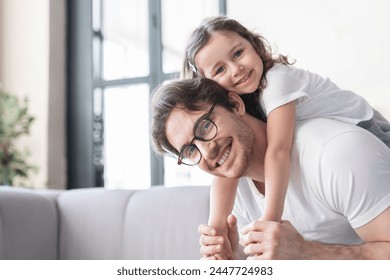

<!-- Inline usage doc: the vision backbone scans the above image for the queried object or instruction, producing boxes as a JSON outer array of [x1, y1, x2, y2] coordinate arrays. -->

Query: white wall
[[0, 0, 66, 189], [228, 0, 390, 119]]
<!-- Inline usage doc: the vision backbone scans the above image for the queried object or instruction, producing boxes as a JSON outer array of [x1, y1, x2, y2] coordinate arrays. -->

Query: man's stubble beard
[[223, 120, 255, 179]]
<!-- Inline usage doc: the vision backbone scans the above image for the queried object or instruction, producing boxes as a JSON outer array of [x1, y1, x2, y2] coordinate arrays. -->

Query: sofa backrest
[[0, 186, 209, 260], [120, 186, 209, 260]]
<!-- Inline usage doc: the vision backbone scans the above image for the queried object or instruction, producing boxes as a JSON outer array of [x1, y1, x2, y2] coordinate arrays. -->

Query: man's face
[[165, 103, 256, 178]]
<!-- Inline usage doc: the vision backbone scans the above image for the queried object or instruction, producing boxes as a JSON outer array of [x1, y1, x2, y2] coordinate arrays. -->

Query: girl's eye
[[215, 66, 225, 75], [233, 49, 243, 58]]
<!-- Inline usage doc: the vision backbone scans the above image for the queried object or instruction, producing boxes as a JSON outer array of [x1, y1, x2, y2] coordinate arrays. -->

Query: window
[[68, 0, 390, 190], [67, 0, 226, 189], [103, 84, 151, 189]]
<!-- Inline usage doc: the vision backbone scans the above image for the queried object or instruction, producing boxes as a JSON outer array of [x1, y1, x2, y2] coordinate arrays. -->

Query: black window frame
[[66, 0, 226, 189]]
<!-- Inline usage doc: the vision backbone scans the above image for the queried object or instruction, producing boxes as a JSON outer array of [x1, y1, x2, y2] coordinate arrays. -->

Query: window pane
[[160, 1, 219, 187], [104, 84, 151, 189], [102, 0, 149, 80], [161, 0, 220, 74]]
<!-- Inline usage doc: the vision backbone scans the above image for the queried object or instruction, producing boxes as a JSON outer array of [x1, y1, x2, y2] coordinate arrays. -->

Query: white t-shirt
[[261, 64, 373, 124], [233, 118, 390, 245]]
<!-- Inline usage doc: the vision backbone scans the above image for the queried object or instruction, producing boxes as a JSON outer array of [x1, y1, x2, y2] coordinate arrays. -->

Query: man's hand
[[241, 215, 390, 260], [241, 220, 305, 260], [198, 215, 240, 260]]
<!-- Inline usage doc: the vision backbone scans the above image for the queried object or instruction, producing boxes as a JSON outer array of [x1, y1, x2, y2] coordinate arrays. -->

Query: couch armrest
[[0, 187, 60, 260]]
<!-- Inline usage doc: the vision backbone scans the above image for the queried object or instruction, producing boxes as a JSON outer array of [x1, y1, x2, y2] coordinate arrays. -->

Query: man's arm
[[241, 206, 390, 259]]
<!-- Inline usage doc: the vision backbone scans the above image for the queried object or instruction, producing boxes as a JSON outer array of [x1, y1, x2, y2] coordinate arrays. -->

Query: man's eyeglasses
[[177, 104, 218, 166]]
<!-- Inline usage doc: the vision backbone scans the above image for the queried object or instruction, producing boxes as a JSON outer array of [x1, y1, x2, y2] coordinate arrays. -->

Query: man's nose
[[196, 140, 218, 161]]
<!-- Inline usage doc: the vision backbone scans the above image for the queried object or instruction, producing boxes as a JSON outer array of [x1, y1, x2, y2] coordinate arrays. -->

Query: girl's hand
[[198, 215, 239, 260]]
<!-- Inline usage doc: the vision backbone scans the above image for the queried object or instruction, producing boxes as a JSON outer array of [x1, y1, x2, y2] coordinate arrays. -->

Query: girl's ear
[[227, 92, 246, 117]]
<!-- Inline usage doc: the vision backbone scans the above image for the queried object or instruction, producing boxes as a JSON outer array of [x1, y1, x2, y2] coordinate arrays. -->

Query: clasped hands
[[198, 215, 306, 260]]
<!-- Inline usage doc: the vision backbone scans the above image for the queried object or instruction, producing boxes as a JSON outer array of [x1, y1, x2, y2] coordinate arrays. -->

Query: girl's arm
[[262, 101, 296, 222], [208, 176, 239, 259]]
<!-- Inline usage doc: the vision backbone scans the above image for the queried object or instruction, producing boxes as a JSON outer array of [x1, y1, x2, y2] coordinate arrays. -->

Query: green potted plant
[[0, 90, 37, 186]]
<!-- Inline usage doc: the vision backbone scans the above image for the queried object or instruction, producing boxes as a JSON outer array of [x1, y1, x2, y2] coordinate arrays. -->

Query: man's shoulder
[[295, 118, 371, 143], [294, 118, 389, 162]]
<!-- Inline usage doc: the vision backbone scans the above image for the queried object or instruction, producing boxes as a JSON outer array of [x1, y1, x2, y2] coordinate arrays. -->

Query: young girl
[[181, 16, 390, 259]]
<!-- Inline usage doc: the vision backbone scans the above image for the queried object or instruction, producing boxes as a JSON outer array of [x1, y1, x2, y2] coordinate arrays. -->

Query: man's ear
[[227, 92, 246, 117]]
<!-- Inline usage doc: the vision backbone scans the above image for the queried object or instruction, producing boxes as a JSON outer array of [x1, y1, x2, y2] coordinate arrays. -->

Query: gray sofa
[[0, 185, 210, 260]]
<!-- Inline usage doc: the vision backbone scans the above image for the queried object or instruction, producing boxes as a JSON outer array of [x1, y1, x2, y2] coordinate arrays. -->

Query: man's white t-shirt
[[261, 64, 373, 124], [233, 118, 390, 245]]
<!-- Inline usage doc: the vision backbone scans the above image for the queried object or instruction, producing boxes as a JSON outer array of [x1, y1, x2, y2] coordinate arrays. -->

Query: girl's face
[[194, 31, 263, 94]]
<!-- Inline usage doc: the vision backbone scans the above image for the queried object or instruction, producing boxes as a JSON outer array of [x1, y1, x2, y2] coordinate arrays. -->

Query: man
[[150, 77, 390, 259]]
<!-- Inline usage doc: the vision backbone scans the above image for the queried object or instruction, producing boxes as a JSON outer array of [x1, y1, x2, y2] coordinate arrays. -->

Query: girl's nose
[[231, 63, 244, 77]]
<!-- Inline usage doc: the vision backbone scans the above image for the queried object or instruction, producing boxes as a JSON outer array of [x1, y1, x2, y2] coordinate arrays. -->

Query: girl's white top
[[261, 64, 373, 123]]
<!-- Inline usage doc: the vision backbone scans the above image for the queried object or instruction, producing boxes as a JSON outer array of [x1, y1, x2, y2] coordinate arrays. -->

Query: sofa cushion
[[58, 186, 209, 259], [57, 188, 136, 259], [121, 186, 210, 259]]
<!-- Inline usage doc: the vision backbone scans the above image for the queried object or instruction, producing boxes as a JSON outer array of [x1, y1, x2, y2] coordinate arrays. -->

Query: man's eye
[[185, 145, 197, 158], [233, 49, 243, 58], [203, 121, 212, 132], [197, 120, 213, 137]]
